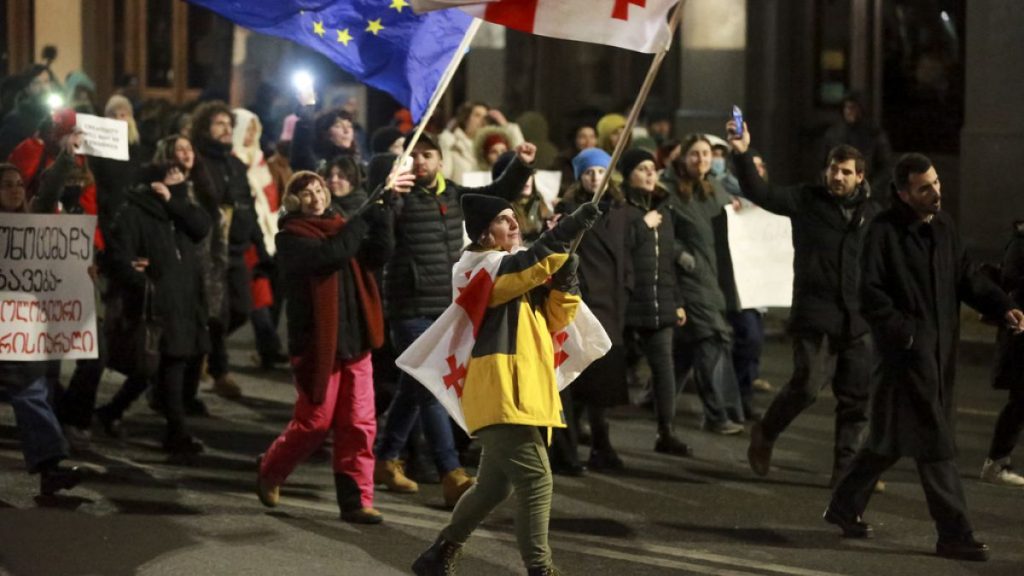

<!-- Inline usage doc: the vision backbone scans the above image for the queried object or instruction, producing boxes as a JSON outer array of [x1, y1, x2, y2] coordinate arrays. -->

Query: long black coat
[[733, 151, 883, 337], [105, 183, 211, 358], [993, 223, 1024, 391], [860, 201, 1013, 460], [558, 191, 632, 406]]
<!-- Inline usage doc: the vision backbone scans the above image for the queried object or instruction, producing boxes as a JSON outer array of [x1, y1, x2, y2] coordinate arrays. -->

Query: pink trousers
[[260, 353, 376, 508]]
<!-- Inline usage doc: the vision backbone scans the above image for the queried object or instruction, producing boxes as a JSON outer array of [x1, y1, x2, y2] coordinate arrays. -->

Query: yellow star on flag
[[366, 18, 385, 35], [390, 0, 410, 12], [337, 28, 353, 46], [313, 20, 326, 38]]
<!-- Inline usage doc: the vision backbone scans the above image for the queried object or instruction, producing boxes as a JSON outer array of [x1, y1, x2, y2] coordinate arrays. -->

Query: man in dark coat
[[732, 124, 883, 484], [981, 220, 1024, 486], [191, 101, 262, 399], [824, 153, 1024, 561]]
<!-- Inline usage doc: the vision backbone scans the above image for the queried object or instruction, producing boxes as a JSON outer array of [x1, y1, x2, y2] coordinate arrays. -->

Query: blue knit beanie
[[572, 148, 612, 181]]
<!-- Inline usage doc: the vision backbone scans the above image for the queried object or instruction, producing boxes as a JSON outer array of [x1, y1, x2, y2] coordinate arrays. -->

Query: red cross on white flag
[[411, 0, 680, 53]]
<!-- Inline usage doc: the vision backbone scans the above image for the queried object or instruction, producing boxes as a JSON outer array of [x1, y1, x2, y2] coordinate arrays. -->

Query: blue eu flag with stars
[[188, 1, 473, 121]]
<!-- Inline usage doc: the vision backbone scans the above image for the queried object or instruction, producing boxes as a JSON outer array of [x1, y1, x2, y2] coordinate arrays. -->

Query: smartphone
[[732, 105, 744, 139]]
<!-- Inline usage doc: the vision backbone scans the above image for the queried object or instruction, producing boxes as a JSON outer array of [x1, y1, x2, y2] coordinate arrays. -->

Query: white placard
[[726, 204, 793, 309], [75, 114, 129, 161], [461, 170, 562, 213], [0, 214, 99, 360]]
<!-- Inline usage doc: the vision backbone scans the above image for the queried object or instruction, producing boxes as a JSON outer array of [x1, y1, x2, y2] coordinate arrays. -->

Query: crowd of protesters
[[2, 61, 1024, 572]]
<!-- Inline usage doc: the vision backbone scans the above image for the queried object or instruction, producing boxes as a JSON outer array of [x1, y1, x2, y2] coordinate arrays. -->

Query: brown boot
[[442, 467, 475, 508], [374, 459, 419, 493], [256, 455, 279, 508], [341, 507, 383, 525], [213, 374, 242, 399]]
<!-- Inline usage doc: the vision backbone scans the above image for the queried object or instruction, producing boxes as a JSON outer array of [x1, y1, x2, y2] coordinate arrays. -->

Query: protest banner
[[75, 114, 130, 161], [726, 204, 794, 309], [0, 213, 99, 360]]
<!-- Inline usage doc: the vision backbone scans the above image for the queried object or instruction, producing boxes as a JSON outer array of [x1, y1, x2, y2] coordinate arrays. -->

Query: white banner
[[726, 204, 793, 309], [75, 114, 130, 161], [460, 169, 562, 213], [0, 214, 99, 360]]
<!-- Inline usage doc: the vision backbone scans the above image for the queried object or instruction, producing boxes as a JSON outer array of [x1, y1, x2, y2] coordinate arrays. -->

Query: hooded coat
[[860, 201, 1014, 459]]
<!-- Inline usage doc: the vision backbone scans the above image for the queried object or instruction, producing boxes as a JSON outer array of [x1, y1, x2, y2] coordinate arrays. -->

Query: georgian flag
[[396, 249, 612, 433], [411, 0, 680, 53]]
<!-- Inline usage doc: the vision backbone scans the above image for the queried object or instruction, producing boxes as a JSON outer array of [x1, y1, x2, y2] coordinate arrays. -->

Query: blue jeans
[[9, 373, 68, 472], [376, 317, 461, 474]]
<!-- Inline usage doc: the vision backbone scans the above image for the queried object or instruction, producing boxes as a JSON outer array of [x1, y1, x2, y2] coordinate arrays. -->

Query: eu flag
[[188, 1, 473, 121]]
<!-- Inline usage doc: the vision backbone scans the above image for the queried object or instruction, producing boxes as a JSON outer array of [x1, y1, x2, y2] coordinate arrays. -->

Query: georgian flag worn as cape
[[396, 249, 612, 433], [411, 0, 680, 53]]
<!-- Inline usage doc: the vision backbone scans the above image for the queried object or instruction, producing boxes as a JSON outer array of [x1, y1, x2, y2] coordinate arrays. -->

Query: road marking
[[221, 490, 846, 576]]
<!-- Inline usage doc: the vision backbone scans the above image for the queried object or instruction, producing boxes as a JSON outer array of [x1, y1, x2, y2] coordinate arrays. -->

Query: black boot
[[655, 426, 693, 457], [412, 535, 463, 576], [335, 473, 382, 524], [38, 460, 83, 496], [587, 412, 623, 471]]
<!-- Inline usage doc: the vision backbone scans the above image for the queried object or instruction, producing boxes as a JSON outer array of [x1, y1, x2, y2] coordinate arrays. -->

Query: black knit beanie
[[462, 194, 512, 244], [618, 148, 656, 181]]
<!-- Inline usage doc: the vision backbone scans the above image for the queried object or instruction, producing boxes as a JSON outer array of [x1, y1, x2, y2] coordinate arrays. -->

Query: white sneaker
[[980, 458, 1024, 487]]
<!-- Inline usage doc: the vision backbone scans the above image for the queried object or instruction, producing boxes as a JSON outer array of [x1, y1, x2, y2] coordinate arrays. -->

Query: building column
[[675, 0, 747, 137], [960, 0, 1024, 255]]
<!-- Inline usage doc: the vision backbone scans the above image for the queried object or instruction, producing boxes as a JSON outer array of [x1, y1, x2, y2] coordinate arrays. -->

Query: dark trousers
[[691, 335, 745, 426], [548, 388, 580, 468], [989, 388, 1024, 461], [632, 325, 677, 430], [729, 310, 764, 399], [57, 359, 105, 428], [761, 331, 870, 474], [831, 449, 973, 542]]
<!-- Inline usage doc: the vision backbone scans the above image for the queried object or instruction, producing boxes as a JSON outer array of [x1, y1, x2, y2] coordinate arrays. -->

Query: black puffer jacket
[[384, 158, 533, 320], [733, 150, 883, 337], [623, 186, 684, 329], [105, 183, 211, 357]]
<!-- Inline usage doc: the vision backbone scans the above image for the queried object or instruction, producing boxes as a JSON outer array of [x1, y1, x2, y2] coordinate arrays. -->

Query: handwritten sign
[[75, 114, 129, 161], [0, 214, 99, 360], [726, 204, 794, 309]]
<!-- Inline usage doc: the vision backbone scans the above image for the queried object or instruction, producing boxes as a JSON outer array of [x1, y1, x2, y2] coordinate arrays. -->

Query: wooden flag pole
[[571, 0, 687, 252], [358, 18, 482, 212]]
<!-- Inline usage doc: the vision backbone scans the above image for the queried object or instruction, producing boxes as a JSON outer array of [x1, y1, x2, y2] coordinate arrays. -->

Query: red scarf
[[282, 213, 384, 403]]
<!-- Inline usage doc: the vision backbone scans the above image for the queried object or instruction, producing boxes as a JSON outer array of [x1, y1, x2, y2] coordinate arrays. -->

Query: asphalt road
[[2, 323, 1022, 576]]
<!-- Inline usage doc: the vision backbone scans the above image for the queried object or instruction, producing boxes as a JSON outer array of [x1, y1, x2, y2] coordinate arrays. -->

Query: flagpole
[[356, 17, 482, 214], [571, 0, 687, 252]]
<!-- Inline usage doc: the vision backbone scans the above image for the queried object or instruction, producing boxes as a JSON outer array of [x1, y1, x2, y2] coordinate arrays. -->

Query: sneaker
[[441, 467, 475, 508], [212, 374, 242, 399], [980, 457, 1024, 487], [747, 421, 773, 476], [752, 378, 774, 393], [702, 420, 745, 436], [412, 536, 463, 576], [341, 507, 383, 525], [374, 459, 419, 493], [255, 455, 279, 508]]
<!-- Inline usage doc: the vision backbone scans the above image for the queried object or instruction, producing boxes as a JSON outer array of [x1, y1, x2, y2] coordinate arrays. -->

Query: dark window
[[187, 5, 233, 94], [146, 0, 174, 88], [1, 0, 9, 77], [815, 0, 853, 107], [881, 0, 965, 153]]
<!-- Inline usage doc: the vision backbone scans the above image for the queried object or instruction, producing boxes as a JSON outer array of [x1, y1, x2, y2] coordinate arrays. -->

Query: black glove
[[551, 202, 602, 242], [551, 253, 580, 292]]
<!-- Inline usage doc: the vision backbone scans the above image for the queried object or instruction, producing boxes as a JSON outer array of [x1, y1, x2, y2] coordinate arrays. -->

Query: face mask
[[710, 157, 726, 176]]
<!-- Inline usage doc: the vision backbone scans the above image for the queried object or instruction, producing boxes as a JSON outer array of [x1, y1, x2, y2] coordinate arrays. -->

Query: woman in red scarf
[[256, 169, 405, 523]]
